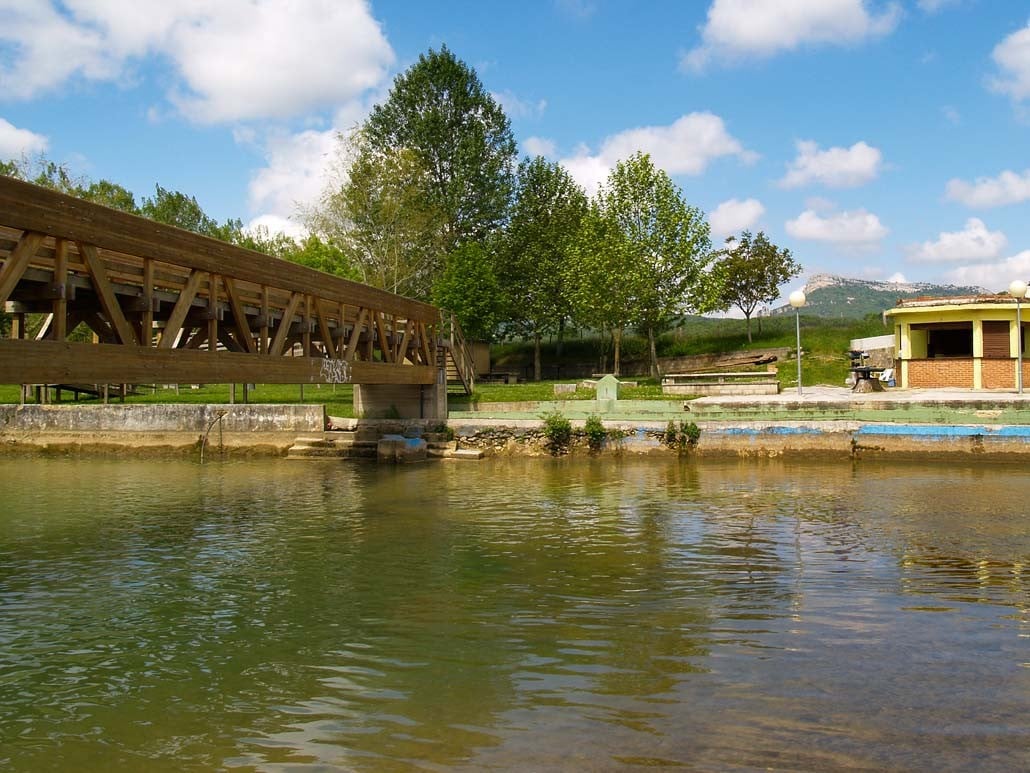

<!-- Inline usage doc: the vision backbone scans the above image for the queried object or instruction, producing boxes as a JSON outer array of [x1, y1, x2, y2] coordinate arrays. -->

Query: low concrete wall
[[0, 404, 326, 455]]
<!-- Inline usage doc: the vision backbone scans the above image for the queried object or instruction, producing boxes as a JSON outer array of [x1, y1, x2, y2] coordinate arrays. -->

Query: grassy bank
[[0, 314, 891, 410]]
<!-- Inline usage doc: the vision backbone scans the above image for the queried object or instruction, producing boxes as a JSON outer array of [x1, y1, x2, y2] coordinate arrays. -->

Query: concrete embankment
[[0, 404, 326, 455], [3, 391, 1030, 459]]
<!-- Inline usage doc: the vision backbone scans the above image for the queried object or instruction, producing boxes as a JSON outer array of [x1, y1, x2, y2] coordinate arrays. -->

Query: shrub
[[584, 413, 607, 452], [541, 410, 573, 455], [664, 420, 701, 452]]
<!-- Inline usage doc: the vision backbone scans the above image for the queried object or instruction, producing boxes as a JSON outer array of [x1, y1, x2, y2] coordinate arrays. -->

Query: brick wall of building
[[981, 359, 1015, 389], [908, 358, 974, 388]]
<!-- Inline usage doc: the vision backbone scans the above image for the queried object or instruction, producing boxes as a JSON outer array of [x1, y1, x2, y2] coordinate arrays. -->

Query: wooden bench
[[479, 371, 519, 385], [661, 371, 780, 396]]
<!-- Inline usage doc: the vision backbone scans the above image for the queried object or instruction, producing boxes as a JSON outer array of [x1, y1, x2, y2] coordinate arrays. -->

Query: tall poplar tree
[[363, 45, 516, 251], [499, 157, 587, 380]]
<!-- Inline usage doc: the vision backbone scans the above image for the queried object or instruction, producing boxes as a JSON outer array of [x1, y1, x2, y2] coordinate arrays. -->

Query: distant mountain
[[772, 274, 990, 319]]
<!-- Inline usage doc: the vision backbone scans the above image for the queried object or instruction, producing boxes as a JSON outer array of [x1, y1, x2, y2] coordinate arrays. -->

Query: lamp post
[[789, 289, 806, 396], [1009, 279, 1027, 395]]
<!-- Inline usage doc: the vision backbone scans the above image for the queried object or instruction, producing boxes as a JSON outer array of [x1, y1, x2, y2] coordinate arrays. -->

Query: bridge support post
[[354, 376, 447, 420]]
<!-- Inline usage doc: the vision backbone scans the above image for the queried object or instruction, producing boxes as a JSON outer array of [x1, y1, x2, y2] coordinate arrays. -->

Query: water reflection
[[0, 456, 1027, 771]]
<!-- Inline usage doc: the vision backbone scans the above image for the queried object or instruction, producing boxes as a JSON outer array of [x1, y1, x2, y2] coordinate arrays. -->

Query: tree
[[713, 231, 800, 343], [308, 135, 446, 298], [140, 184, 229, 238], [433, 241, 504, 342], [591, 152, 716, 376], [363, 45, 516, 250], [80, 180, 138, 213], [498, 157, 587, 380], [566, 202, 640, 376], [283, 235, 358, 280]]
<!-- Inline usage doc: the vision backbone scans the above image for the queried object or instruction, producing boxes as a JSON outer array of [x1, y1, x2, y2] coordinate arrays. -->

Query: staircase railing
[[439, 311, 475, 395]]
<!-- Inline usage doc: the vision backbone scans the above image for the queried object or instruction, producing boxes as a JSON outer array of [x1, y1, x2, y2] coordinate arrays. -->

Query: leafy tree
[[80, 179, 138, 213], [308, 136, 445, 298], [498, 156, 587, 380], [363, 45, 516, 250], [140, 184, 226, 237], [566, 202, 639, 376], [597, 152, 715, 377], [283, 235, 358, 279], [713, 230, 800, 342], [433, 241, 504, 342]]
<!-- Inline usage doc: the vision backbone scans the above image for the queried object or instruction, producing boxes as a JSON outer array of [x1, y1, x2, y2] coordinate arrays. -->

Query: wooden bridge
[[0, 177, 474, 406]]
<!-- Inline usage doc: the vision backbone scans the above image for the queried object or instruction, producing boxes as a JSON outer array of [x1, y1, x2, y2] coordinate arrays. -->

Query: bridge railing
[[0, 176, 442, 387], [439, 310, 475, 395]]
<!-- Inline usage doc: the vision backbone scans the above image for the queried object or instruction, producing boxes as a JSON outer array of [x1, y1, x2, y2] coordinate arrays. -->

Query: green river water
[[0, 456, 1027, 771]]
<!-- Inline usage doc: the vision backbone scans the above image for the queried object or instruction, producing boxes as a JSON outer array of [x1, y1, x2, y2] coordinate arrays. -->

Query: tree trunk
[[612, 327, 622, 377], [533, 332, 542, 382], [647, 326, 658, 377], [745, 313, 753, 344]]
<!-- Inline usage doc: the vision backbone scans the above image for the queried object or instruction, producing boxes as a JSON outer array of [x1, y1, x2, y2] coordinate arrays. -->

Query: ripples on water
[[0, 456, 1027, 771]]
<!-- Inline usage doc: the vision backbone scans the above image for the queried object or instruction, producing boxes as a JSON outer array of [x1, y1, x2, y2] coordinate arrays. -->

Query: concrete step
[[428, 447, 484, 460]]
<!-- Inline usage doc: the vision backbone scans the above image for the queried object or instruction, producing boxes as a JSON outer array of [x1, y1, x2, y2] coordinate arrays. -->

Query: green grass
[[0, 383, 357, 416], [451, 377, 675, 405], [0, 315, 891, 411]]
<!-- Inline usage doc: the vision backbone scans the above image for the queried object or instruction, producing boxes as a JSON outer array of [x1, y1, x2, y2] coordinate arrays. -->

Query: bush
[[541, 410, 573, 455], [584, 413, 607, 452], [664, 420, 701, 452]]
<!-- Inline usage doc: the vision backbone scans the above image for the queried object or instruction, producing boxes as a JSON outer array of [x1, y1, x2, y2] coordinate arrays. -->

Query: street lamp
[[789, 289, 807, 396], [1009, 279, 1027, 395]]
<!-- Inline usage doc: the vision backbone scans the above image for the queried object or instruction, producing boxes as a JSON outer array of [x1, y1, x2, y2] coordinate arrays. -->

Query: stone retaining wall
[[0, 404, 326, 455]]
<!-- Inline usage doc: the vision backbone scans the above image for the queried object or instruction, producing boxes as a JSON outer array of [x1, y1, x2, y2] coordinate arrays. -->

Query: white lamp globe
[[1009, 279, 1027, 299], [789, 290, 807, 309]]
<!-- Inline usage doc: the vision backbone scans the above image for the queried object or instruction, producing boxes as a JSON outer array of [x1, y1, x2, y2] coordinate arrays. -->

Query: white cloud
[[709, 198, 765, 237], [247, 128, 341, 225], [785, 207, 888, 244], [989, 23, 1030, 102], [0, 1, 394, 124], [492, 91, 547, 120], [682, 0, 900, 72], [0, 118, 49, 158], [560, 112, 755, 194], [907, 218, 1008, 263], [945, 168, 1030, 208], [246, 214, 308, 241], [522, 136, 557, 158], [886, 271, 908, 283], [779, 140, 882, 189], [945, 250, 1030, 291]]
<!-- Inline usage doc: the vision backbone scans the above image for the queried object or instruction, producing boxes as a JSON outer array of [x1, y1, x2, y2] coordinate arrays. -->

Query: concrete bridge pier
[[354, 371, 448, 420]]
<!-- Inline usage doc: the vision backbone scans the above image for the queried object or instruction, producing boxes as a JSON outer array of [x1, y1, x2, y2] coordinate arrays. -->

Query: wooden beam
[[139, 257, 154, 345], [79, 242, 139, 345], [259, 285, 270, 354], [316, 299, 337, 359], [0, 338, 436, 385], [375, 311, 393, 363], [53, 238, 68, 341], [223, 276, 256, 354], [344, 307, 368, 361], [269, 292, 302, 356], [158, 269, 205, 348], [302, 294, 312, 357], [419, 322, 433, 366], [0, 231, 44, 305], [397, 320, 414, 364], [207, 273, 219, 356]]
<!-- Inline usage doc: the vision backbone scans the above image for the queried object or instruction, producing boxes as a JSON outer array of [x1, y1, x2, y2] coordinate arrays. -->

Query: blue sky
[[2, 0, 1030, 292]]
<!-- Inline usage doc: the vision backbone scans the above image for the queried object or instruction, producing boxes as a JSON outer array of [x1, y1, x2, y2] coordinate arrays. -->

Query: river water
[[0, 456, 1027, 771]]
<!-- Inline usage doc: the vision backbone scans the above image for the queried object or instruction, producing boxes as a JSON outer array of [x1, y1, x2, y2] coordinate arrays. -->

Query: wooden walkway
[[0, 177, 474, 392]]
